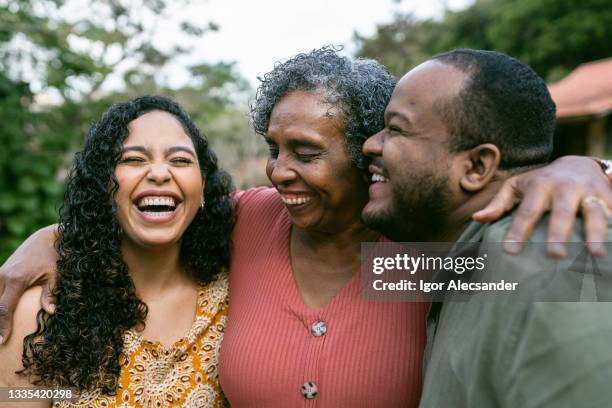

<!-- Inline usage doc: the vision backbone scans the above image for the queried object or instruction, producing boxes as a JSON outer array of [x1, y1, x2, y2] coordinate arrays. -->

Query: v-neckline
[[279, 218, 364, 317]]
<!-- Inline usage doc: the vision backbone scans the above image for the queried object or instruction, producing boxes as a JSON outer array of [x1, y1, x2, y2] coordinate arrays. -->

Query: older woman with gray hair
[[218, 47, 427, 407], [2, 46, 611, 408]]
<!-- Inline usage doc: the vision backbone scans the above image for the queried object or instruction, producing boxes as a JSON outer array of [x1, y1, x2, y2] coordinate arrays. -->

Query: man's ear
[[459, 143, 501, 192]]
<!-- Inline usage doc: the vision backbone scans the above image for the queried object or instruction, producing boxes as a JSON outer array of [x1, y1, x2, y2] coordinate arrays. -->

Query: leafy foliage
[[355, 0, 612, 82], [0, 0, 254, 262]]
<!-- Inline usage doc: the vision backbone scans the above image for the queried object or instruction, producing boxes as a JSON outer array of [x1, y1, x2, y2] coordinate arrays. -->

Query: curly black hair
[[251, 45, 396, 169], [431, 49, 556, 170], [20, 95, 235, 393]]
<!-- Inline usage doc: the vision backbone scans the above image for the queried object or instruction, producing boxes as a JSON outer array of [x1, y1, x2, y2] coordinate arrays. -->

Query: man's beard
[[363, 170, 452, 242]]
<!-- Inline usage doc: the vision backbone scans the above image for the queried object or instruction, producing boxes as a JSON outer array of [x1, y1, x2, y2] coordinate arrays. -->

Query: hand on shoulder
[[0, 286, 43, 387]]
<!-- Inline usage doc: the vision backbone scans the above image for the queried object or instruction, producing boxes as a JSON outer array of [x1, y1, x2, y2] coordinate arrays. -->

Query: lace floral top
[[54, 272, 229, 408]]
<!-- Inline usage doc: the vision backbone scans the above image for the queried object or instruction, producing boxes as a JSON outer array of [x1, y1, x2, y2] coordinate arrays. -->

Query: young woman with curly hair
[[0, 95, 234, 407]]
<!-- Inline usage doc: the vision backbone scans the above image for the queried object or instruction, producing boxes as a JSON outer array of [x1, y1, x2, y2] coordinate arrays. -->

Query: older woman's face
[[114, 110, 203, 249], [265, 90, 369, 232]]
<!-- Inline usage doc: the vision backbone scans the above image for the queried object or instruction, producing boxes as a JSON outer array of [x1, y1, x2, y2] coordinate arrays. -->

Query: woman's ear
[[459, 143, 501, 192]]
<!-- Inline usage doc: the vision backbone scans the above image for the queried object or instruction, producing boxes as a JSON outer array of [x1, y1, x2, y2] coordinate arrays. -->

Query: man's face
[[362, 60, 468, 241]]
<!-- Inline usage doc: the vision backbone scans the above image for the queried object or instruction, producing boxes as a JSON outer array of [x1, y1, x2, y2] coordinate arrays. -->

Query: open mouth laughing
[[133, 191, 183, 222], [280, 194, 312, 206], [371, 173, 388, 183], [278, 191, 314, 210], [369, 164, 389, 184]]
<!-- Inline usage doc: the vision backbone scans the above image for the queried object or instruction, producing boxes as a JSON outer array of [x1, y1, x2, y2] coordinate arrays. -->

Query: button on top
[[301, 382, 318, 399], [310, 320, 327, 337]]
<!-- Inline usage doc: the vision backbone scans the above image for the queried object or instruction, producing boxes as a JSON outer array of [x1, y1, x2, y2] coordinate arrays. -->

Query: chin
[[362, 206, 404, 239], [126, 229, 183, 249], [362, 202, 390, 225], [288, 214, 314, 230], [141, 239, 181, 250], [288, 207, 331, 231]]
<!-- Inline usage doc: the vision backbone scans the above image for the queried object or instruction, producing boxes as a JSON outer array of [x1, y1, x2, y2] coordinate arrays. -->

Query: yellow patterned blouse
[[54, 272, 229, 408]]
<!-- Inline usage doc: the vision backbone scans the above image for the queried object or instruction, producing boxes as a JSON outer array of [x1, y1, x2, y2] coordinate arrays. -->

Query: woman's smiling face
[[114, 110, 203, 249], [265, 90, 370, 233]]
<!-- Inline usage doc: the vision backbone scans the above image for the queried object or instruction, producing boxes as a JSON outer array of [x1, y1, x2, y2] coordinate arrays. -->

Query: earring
[[201, 197, 205, 209]]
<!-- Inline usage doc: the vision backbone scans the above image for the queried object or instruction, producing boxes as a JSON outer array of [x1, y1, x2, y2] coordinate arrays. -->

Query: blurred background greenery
[[1, 0, 612, 262]]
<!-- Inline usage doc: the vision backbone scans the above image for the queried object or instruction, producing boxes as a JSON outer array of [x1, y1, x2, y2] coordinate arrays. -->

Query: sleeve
[[501, 302, 612, 408], [231, 190, 246, 201], [231, 187, 276, 215]]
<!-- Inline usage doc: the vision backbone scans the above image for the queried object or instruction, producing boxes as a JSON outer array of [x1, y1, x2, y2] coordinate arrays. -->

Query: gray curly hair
[[251, 46, 396, 169]]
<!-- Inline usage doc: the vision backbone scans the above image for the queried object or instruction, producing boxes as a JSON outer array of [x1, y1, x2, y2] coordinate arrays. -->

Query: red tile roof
[[548, 57, 612, 118]]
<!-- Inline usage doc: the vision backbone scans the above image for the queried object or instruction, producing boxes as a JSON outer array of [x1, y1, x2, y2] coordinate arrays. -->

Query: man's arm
[[474, 156, 612, 257], [0, 225, 58, 344]]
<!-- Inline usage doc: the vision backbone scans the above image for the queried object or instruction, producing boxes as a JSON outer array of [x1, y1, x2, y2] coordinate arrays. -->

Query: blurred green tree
[[0, 0, 251, 261], [355, 0, 612, 82], [354, 13, 442, 78]]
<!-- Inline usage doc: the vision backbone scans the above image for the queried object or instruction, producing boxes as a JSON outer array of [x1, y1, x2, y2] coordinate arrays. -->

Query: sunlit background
[[1, 0, 611, 261]]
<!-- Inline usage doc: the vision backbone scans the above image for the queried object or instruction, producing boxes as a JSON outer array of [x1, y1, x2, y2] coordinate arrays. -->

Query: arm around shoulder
[[0, 286, 43, 387], [0, 225, 59, 343], [0, 224, 59, 280]]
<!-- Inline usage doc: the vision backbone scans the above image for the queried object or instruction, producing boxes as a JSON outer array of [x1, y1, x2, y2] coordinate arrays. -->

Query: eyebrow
[[167, 146, 197, 158], [264, 136, 323, 149], [386, 111, 411, 126], [287, 139, 322, 150], [122, 145, 197, 158]]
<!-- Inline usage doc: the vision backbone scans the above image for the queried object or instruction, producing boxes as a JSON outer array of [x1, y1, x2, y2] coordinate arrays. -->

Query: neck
[[294, 218, 381, 254], [121, 240, 191, 299]]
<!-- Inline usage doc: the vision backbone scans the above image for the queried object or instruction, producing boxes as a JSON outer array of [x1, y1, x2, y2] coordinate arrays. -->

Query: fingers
[[503, 181, 553, 254], [581, 198, 610, 257], [543, 189, 582, 257], [479, 157, 612, 258], [472, 176, 521, 222], [0, 279, 25, 345], [41, 276, 57, 314], [598, 183, 612, 213]]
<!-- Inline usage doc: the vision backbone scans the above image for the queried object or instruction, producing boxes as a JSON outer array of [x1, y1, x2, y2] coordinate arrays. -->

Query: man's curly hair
[[251, 46, 396, 169], [20, 95, 235, 394]]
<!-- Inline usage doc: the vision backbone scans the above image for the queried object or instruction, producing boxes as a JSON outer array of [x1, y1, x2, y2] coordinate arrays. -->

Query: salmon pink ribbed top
[[219, 187, 427, 407]]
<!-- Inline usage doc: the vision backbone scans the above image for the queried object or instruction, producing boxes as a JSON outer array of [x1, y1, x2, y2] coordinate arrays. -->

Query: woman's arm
[[0, 286, 50, 407], [0, 287, 41, 384], [0, 226, 58, 344]]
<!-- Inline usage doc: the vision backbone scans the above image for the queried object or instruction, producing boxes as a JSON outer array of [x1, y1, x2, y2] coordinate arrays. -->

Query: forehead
[[270, 90, 336, 124], [386, 60, 468, 117], [125, 110, 193, 146], [267, 90, 344, 144]]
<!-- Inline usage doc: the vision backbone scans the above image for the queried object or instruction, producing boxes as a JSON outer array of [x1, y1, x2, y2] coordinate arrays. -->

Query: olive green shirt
[[420, 215, 612, 408]]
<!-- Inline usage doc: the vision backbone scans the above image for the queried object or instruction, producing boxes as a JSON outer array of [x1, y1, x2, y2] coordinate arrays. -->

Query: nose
[[147, 162, 172, 184], [363, 129, 384, 158], [266, 154, 297, 187]]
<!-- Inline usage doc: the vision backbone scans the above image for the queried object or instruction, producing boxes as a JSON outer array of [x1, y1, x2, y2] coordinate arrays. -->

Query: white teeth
[[137, 196, 176, 208], [141, 210, 174, 216], [281, 195, 312, 205], [371, 174, 388, 183]]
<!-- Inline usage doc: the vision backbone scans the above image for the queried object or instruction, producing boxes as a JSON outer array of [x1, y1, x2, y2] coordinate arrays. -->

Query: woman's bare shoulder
[[0, 286, 42, 387]]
